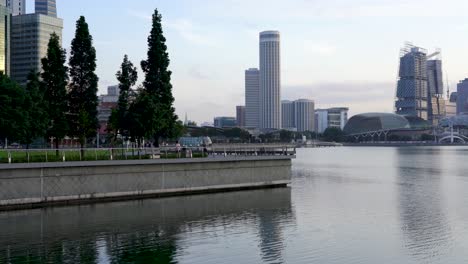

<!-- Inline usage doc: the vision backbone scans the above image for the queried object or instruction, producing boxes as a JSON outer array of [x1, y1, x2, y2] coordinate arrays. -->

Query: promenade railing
[[0, 144, 296, 164]]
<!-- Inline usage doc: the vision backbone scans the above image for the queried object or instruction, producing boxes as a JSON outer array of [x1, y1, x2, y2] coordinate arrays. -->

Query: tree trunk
[[55, 139, 60, 156], [80, 136, 86, 160], [154, 135, 160, 148]]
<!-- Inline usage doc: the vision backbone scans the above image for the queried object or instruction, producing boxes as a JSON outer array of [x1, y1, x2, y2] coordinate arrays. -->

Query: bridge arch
[[439, 136, 466, 144]]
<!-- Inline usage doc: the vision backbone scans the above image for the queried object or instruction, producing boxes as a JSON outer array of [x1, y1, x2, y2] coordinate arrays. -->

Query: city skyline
[[22, 0, 468, 123]]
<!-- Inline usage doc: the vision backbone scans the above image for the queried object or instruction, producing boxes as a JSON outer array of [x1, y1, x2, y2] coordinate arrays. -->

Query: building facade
[[281, 100, 295, 130], [214, 117, 237, 128], [236, 106, 246, 128], [98, 85, 120, 135], [245, 68, 260, 128], [35, 0, 57, 17], [4, 0, 25, 16], [10, 13, 63, 84], [426, 58, 445, 125], [315, 107, 349, 133], [315, 110, 328, 134], [259, 31, 281, 129], [446, 92, 457, 117], [395, 46, 428, 120], [0, 5, 10, 75], [294, 99, 315, 132], [100, 85, 120, 103], [457, 79, 468, 114]]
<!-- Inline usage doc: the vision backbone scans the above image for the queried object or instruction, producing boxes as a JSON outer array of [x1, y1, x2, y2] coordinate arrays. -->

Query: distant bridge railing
[[0, 145, 296, 164]]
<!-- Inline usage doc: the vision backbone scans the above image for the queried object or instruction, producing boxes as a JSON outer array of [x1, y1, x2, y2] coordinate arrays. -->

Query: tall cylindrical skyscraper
[[260, 31, 281, 129]]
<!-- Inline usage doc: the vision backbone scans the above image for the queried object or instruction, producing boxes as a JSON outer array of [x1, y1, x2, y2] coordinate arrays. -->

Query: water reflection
[[396, 147, 453, 262], [0, 188, 293, 264]]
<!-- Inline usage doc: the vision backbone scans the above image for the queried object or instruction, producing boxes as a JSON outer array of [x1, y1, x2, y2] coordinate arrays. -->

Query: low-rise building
[[446, 92, 457, 117], [214, 116, 237, 128], [97, 85, 119, 135], [315, 107, 349, 133]]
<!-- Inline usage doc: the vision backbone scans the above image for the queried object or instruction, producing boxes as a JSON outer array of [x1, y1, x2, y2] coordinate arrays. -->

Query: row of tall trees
[[1, 8, 180, 150], [107, 9, 179, 147], [0, 16, 97, 150]]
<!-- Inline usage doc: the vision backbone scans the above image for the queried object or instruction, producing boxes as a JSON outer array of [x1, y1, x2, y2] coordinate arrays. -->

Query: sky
[[28, 0, 468, 123]]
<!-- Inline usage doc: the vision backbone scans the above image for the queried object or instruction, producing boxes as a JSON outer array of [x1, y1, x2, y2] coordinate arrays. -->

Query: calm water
[[2, 147, 468, 264]]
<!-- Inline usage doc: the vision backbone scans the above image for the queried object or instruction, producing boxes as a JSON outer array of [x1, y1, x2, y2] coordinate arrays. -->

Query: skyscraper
[[11, 13, 63, 83], [294, 99, 315, 132], [35, 0, 57, 17], [427, 57, 445, 125], [395, 45, 428, 120], [0, 5, 10, 75], [236, 106, 246, 128], [4, 0, 26, 16], [259, 31, 281, 129], [245, 68, 260, 128], [457, 79, 468, 114], [281, 100, 295, 130]]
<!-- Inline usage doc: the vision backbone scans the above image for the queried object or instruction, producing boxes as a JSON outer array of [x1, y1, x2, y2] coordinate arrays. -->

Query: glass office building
[[35, 0, 57, 17], [0, 5, 10, 75], [11, 13, 63, 84]]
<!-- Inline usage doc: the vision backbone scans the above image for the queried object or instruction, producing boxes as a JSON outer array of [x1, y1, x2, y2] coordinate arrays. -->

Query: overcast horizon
[[30, 0, 468, 123]]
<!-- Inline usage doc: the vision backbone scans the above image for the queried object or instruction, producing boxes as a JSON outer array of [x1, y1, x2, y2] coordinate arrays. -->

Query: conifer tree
[[138, 9, 178, 147], [41, 33, 69, 151], [111, 55, 137, 140], [68, 16, 99, 152]]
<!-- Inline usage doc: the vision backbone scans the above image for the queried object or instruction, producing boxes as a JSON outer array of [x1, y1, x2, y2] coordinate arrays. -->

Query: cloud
[[127, 10, 152, 21], [128, 10, 218, 47], [164, 19, 218, 46], [196, 0, 468, 22], [304, 42, 337, 56]]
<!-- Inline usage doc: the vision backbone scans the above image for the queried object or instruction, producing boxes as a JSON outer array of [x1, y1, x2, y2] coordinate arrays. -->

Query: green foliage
[[172, 120, 186, 139], [127, 88, 149, 144], [112, 55, 138, 140], [0, 73, 26, 145], [279, 130, 294, 142], [68, 16, 99, 148], [137, 9, 178, 146], [224, 127, 251, 141], [420, 134, 435, 141], [22, 71, 48, 147], [322, 127, 345, 142], [41, 33, 69, 148]]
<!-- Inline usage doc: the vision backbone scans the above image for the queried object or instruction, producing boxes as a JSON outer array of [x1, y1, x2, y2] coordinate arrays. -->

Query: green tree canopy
[[22, 71, 48, 148], [0, 73, 26, 147], [41, 32, 69, 150], [68, 16, 99, 150], [112, 55, 138, 140], [322, 127, 345, 142], [137, 9, 178, 147]]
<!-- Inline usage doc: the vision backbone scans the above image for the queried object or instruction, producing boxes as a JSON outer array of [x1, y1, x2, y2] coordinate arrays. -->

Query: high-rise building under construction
[[395, 44, 429, 120]]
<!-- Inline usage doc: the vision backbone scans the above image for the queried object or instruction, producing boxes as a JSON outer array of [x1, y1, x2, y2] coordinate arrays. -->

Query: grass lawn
[[0, 149, 208, 164]]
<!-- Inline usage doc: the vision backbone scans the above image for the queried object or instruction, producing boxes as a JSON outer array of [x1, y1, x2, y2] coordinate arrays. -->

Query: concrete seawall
[[0, 156, 292, 210]]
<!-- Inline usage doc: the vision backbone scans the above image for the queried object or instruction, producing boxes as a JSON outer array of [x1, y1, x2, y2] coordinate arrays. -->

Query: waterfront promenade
[[0, 146, 295, 210]]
